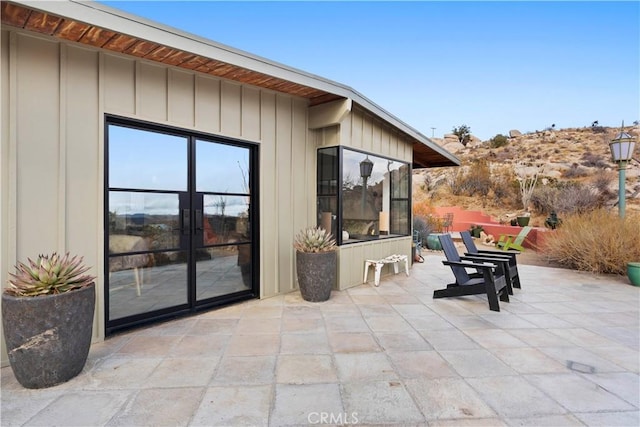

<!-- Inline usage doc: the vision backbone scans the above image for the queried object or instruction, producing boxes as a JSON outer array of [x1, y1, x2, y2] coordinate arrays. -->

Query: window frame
[[317, 146, 412, 245]]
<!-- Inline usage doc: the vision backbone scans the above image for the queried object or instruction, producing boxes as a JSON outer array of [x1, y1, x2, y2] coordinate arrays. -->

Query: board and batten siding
[[0, 29, 315, 361], [318, 107, 414, 289]]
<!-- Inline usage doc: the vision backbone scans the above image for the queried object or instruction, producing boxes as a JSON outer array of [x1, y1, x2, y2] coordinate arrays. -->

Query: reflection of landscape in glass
[[203, 195, 250, 245], [196, 246, 251, 300], [108, 246, 250, 320], [108, 252, 187, 320], [109, 192, 180, 251], [341, 150, 409, 240], [108, 127, 252, 216]]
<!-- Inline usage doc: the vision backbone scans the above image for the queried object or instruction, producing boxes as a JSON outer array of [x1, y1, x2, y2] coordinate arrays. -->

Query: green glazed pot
[[426, 233, 443, 251], [627, 262, 640, 287]]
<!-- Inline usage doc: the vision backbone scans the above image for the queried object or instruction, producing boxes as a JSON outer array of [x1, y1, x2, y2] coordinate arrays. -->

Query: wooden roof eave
[[5, 0, 460, 169]]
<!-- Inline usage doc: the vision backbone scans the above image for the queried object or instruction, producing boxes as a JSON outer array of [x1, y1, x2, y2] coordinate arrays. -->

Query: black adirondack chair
[[460, 230, 522, 290], [433, 233, 510, 312]]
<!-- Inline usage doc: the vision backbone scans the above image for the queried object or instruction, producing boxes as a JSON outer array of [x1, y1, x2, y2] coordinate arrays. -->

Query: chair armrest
[[442, 260, 497, 271], [460, 255, 509, 264], [475, 249, 520, 256], [464, 252, 511, 260]]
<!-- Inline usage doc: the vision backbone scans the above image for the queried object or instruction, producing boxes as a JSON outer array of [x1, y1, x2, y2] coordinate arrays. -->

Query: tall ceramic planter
[[2, 283, 95, 388], [627, 262, 640, 286], [295, 251, 336, 302]]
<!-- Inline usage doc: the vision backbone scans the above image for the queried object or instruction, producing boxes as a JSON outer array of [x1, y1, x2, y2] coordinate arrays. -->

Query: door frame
[[103, 114, 260, 335]]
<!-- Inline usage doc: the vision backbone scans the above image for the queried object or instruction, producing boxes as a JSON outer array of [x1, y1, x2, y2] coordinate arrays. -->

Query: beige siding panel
[[402, 138, 412, 162], [380, 130, 391, 158], [291, 98, 312, 235], [338, 237, 412, 289], [390, 133, 400, 159], [351, 112, 363, 149], [103, 54, 135, 114], [65, 45, 100, 283], [195, 75, 220, 133], [340, 113, 352, 148], [241, 86, 261, 141], [220, 81, 241, 137], [1, 30, 11, 284], [362, 114, 373, 152], [316, 125, 340, 148], [372, 123, 382, 154], [1, 30, 12, 364], [168, 69, 194, 126], [276, 95, 295, 294], [138, 62, 167, 121], [15, 34, 60, 260], [259, 92, 277, 297]]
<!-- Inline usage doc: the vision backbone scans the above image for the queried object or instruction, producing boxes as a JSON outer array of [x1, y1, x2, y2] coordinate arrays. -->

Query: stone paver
[[1, 254, 638, 426]]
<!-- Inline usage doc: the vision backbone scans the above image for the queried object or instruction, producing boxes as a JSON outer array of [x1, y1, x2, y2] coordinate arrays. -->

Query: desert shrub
[[531, 182, 605, 215], [412, 216, 433, 243], [413, 198, 435, 218], [530, 186, 559, 214], [542, 209, 640, 274], [591, 173, 615, 199], [562, 164, 590, 178], [581, 152, 608, 168], [491, 173, 520, 207], [447, 161, 492, 197], [489, 134, 509, 148]]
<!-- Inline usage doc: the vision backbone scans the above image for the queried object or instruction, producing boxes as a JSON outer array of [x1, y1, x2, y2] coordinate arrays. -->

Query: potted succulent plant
[[293, 226, 337, 302], [469, 224, 485, 238], [2, 252, 96, 389]]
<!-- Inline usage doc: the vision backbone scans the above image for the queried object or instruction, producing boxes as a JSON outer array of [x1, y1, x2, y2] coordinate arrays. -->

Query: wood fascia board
[[17, 0, 352, 96], [12, 0, 461, 167], [308, 98, 351, 129]]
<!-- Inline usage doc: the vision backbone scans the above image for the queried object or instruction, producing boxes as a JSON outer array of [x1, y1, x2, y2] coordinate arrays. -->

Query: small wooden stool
[[363, 254, 409, 287]]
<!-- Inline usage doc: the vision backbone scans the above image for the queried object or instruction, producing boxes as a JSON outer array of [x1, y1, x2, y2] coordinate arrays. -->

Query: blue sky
[[100, 1, 639, 141]]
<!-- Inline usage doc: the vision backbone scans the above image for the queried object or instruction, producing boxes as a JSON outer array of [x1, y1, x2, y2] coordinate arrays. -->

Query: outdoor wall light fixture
[[609, 122, 636, 218]]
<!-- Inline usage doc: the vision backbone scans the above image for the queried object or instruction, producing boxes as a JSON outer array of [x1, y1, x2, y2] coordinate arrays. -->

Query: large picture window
[[317, 147, 410, 244]]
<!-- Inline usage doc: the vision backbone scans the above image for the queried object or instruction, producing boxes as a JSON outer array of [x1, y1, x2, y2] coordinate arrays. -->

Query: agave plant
[[6, 252, 95, 297], [293, 226, 337, 253]]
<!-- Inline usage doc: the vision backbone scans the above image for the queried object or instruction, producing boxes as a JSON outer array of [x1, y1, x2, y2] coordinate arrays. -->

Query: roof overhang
[[1, 0, 460, 168]]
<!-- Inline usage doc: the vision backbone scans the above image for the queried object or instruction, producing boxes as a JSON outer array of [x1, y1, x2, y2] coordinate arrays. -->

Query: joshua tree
[[452, 124, 472, 146]]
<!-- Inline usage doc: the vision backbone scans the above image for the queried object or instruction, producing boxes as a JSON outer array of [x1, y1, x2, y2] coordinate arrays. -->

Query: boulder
[[509, 129, 522, 138], [467, 135, 483, 147], [442, 141, 466, 153]]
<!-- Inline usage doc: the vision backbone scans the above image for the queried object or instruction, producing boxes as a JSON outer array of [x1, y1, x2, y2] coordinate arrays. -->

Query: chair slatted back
[[513, 226, 532, 245], [438, 234, 470, 284], [460, 231, 478, 254]]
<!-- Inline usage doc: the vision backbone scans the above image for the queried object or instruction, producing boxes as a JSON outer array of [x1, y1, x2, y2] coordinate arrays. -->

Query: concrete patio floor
[[2, 254, 639, 426]]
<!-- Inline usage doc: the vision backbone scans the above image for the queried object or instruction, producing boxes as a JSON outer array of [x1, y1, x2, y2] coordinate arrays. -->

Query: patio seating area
[[2, 255, 639, 426]]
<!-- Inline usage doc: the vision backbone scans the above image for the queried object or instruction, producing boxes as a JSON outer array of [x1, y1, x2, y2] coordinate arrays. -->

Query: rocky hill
[[414, 125, 640, 226]]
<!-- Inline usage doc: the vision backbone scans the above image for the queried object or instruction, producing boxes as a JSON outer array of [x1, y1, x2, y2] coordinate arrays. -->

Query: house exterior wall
[[318, 108, 414, 289], [0, 29, 315, 363], [0, 28, 417, 365]]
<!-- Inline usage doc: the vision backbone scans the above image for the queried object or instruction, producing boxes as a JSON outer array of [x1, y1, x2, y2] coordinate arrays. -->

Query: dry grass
[[542, 209, 640, 274]]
